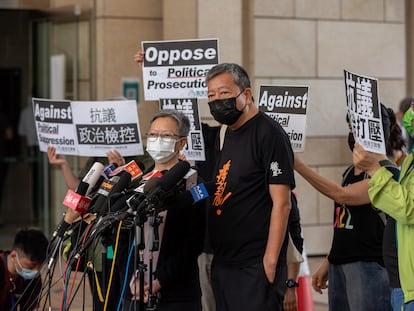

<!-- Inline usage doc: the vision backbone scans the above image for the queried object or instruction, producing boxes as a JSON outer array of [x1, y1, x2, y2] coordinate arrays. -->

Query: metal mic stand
[[146, 212, 163, 311], [132, 208, 148, 311]]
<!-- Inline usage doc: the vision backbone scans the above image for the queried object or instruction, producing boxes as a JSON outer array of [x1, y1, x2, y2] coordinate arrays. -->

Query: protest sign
[[33, 98, 77, 155], [71, 100, 143, 156], [142, 38, 219, 100], [33, 99, 144, 157], [159, 98, 205, 161], [344, 70, 385, 154], [258, 85, 309, 152]]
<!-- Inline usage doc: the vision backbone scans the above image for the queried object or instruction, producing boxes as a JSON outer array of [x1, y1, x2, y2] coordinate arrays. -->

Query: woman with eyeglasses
[[124, 109, 205, 311]]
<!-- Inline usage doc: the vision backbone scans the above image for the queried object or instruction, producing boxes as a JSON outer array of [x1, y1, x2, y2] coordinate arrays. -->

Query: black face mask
[[208, 90, 244, 125], [348, 132, 355, 151]]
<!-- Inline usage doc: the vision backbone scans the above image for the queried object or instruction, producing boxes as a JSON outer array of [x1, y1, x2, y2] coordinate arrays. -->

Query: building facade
[[0, 0, 411, 254]]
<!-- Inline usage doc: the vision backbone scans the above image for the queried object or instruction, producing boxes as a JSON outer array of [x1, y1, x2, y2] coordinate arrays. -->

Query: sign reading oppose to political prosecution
[[258, 85, 309, 152], [33, 98, 144, 156], [344, 70, 385, 154], [142, 39, 219, 101]]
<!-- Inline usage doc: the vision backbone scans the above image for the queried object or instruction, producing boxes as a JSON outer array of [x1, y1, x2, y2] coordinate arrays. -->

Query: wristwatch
[[285, 279, 299, 288]]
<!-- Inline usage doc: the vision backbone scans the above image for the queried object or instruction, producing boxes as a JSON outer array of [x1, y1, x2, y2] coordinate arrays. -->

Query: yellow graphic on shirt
[[213, 160, 232, 215]]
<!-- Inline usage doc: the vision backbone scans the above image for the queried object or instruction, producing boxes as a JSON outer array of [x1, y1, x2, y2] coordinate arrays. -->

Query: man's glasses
[[146, 132, 182, 142]]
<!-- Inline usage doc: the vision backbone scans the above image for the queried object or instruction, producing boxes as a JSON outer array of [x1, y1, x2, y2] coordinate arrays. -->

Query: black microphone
[[88, 162, 119, 197], [90, 170, 132, 217], [138, 161, 191, 213]]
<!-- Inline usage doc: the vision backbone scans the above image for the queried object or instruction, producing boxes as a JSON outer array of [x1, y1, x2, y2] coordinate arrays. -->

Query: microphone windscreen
[[143, 177, 161, 194], [92, 170, 132, 216], [136, 161, 146, 172], [75, 181, 89, 196], [159, 161, 191, 192], [82, 162, 105, 196], [112, 170, 132, 193]]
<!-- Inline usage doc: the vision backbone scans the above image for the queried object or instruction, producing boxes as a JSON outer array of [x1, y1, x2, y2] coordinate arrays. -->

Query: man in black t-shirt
[[206, 63, 295, 310]]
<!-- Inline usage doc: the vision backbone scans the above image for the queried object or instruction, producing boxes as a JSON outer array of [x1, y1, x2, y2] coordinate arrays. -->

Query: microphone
[[109, 160, 145, 181], [96, 161, 145, 218], [52, 162, 104, 238], [138, 161, 191, 213], [184, 167, 198, 190], [103, 162, 119, 177], [87, 163, 119, 197], [89, 170, 132, 216], [83, 162, 105, 196], [169, 180, 217, 207]]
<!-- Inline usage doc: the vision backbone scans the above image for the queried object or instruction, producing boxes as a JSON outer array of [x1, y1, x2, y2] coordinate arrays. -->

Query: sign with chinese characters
[[33, 98, 144, 157], [258, 85, 309, 152], [344, 70, 385, 154], [141, 38, 219, 101], [159, 98, 205, 161], [71, 100, 143, 156], [33, 98, 78, 155]]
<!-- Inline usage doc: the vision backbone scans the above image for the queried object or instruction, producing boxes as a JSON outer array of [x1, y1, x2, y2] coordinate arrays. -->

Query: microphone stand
[[146, 212, 163, 311], [133, 208, 148, 311]]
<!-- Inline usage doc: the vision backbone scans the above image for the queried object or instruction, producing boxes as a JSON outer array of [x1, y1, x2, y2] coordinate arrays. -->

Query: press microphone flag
[[62, 189, 92, 213], [52, 162, 104, 238], [189, 183, 210, 203], [109, 160, 145, 180]]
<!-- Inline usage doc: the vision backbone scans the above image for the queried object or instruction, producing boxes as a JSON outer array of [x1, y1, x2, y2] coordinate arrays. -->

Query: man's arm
[[263, 184, 291, 283], [47, 146, 80, 190], [283, 262, 300, 311], [295, 157, 371, 206]]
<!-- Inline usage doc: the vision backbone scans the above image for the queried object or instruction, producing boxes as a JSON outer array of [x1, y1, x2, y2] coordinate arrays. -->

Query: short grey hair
[[150, 109, 190, 137], [206, 63, 251, 90]]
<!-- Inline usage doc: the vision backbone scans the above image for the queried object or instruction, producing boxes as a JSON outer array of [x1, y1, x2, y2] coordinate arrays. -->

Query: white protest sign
[[159, 98, 206, 161], [33, 98, 78, 155], [71, 100, 144, 157], [141, 38, 219, 100], [258, 85, 309, 152], [344, 70, 385, 154]]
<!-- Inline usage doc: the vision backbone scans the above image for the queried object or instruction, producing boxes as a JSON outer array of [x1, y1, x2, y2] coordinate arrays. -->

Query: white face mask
[[146, 137, 178, 163]]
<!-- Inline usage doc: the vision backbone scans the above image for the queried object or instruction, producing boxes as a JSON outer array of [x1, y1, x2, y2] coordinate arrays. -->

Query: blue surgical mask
[[15, 253, 39, 280]]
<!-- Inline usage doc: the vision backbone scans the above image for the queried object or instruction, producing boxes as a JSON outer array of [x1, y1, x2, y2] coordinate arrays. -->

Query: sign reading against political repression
[[344, 70, 385, 154], [258, 85, 309, 152], [159, 98, 205, 161], [142, 39, 219, 100], [33, 98, 144, 157], [33, 98, 78, 155]]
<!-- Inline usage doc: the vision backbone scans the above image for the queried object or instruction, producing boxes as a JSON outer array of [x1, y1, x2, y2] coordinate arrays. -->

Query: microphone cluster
[[43, 159, 216, 311], [49, 159, 214, 261]]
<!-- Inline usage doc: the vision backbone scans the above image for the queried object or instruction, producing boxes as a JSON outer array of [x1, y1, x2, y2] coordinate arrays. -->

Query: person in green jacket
[[353, 142, 414, 310], [402, 98, 414, 153]]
